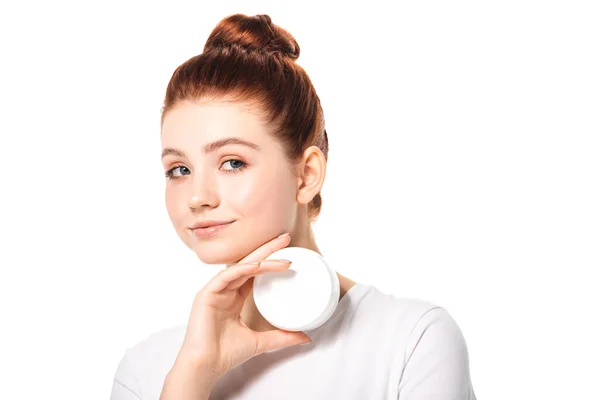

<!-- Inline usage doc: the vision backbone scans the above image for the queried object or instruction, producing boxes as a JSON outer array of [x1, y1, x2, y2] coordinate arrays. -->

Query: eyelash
[[165, 159, 248, 180]]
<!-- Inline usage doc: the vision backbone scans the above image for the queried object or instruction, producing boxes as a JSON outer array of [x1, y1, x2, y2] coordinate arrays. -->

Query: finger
[[238, 277, 254, 299], [228, 274, 251, 292], [226, 260, 292, 290], [209, 262, 261, 293], [238, 233, 292, 264], [254, 330, 312, 355]]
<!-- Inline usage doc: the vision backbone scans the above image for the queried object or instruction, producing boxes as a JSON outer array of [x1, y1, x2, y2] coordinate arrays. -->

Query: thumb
[[254, 330, 312, 355]]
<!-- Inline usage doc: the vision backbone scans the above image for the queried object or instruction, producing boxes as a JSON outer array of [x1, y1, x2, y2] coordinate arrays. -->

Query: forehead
[[161, 100, 270, 143]]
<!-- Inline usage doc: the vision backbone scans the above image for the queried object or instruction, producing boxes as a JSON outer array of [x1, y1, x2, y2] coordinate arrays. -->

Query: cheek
[[164, 187, 181, 222], [231, 167, 296, 224], [208, 170, 296, 264], [181, 167, 298, 265]]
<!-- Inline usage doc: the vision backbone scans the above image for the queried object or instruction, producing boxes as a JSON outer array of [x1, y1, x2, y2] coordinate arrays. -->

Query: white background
[[1, 1, 598, 399]]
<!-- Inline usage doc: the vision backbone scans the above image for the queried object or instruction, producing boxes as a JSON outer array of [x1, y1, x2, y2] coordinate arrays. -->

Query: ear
[[296, 146, 326, 206]]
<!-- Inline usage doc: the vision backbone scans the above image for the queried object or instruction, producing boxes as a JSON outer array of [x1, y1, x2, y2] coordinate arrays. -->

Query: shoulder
[[403, 306, 469, 359], [357, 285, 444, 335], [337, 285, 448, 354], [357, 286, 470, 358], [126, 323, 187, 364], [359, 288, 476, 397], [126, 323, 187, 376], [395, 303, 476, 398], [113, 323, 187, 398]]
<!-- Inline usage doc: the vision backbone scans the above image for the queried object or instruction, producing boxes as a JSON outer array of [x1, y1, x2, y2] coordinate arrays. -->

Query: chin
[[190, 240, 248, 266], [184, 224, 285, 266], [196, 253, 239, 266]]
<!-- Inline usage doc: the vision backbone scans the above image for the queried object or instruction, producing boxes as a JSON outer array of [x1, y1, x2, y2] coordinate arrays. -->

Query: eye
[[164, 160, 247, 180], [165, 165, 189, 180], [222, 159, 247, 174]]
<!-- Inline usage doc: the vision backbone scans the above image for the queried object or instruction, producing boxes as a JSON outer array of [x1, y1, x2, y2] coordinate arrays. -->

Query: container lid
[[253, 246, 340, 332]]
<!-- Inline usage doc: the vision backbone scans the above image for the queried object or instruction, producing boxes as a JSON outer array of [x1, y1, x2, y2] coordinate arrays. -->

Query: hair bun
[[204, 14, 300, 60]]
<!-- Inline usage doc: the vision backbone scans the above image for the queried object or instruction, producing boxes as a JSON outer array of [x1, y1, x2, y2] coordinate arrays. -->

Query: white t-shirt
[[110, 283, 477, 399]]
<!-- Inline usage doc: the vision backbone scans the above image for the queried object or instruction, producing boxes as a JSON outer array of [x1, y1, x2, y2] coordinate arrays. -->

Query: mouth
[[190, 221, 235, 238]]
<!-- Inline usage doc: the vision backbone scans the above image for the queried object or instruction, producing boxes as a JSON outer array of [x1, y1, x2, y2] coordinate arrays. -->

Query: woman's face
[[161, 100, 300, 265]]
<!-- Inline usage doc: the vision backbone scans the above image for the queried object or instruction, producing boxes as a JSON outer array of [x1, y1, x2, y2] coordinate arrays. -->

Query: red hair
[[160, 13, 329, 222]]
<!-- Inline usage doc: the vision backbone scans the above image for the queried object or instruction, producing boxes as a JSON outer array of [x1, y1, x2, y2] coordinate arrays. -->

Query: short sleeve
[[110, 352, 143, 400], [398, 307, 477, 400]]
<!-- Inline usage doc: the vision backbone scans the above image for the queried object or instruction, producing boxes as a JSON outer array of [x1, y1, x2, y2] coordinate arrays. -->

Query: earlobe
[[296, 146, 326, 205]]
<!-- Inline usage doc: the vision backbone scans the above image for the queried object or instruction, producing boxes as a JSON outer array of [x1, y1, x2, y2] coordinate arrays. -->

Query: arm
[[109, 350, 218, 400], [159, 354, 218, 400], [398, 307, 477, 400]]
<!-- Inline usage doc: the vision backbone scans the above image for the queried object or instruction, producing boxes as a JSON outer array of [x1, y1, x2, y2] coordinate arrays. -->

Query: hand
[[176, 233, 311, 380]]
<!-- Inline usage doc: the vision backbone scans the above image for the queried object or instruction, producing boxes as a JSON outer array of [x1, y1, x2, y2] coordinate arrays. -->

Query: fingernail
[[277, 233, 291, 238], [247, 261, 261, 265], [277, 259, 292, 263], [300, 340, 312, 346]]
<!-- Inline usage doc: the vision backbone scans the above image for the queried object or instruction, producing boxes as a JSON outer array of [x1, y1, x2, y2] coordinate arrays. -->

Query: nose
[[188, 172, 219, 210], [188, 190, 218, 210]]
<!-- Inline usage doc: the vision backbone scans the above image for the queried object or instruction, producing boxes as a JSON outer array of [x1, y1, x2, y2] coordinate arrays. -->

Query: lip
[[190, 220, 235, 229], [190, 221, 234, 238]]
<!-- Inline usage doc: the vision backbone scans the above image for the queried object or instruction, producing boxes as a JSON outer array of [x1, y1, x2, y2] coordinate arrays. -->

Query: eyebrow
[[161, 137, 260, 160]]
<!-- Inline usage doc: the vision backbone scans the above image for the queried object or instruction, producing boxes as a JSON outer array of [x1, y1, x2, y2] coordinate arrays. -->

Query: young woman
[[110, 13, 477, 400]]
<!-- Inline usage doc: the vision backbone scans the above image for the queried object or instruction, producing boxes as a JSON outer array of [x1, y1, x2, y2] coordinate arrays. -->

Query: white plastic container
[[253, 247, 340, 332]]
